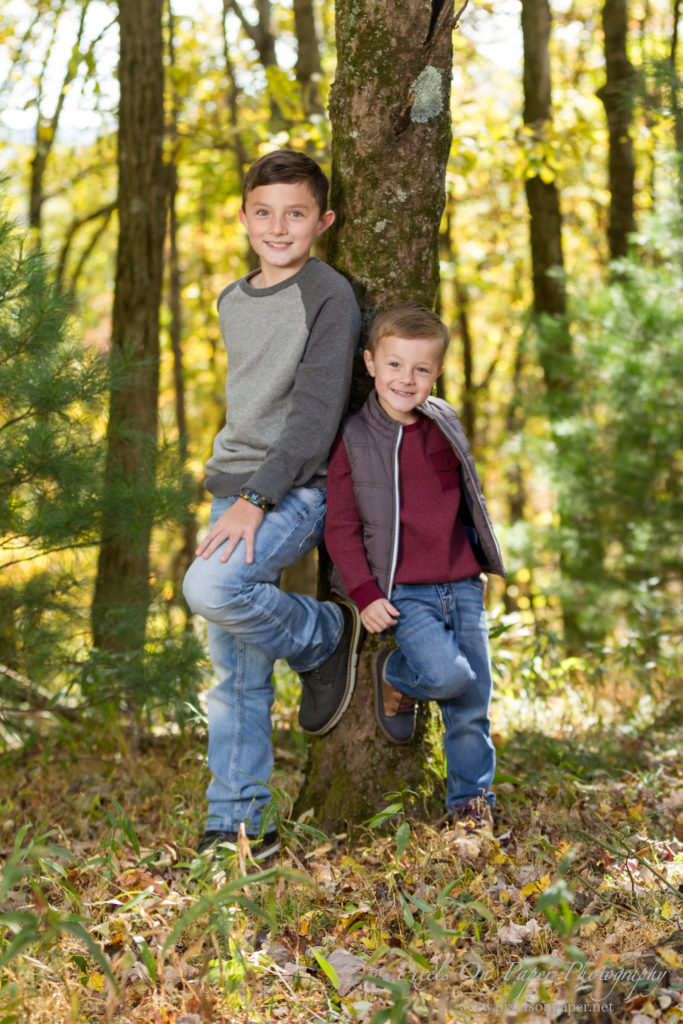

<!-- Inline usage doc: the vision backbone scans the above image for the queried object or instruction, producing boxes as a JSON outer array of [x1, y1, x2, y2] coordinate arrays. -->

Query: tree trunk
[[225, 0, 284, 124], [521, 0, 567, 335], [597, 0, 636, 261], [91, 0, 166, 653], [670, 0, 683, 202], [293, 0, 324, 115], [521, 0, 603, 648], [29, 2, 90, 234], [295, 0, 464, 831]]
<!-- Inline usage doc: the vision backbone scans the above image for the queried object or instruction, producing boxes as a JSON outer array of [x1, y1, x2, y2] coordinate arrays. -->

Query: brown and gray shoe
[[372, 647, 418, 745], [450, 796, 494, 835]]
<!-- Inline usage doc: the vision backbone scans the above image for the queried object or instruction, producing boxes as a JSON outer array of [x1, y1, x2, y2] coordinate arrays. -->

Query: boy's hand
[[361, 598, 400, 633], [196, 499, 265, 565]]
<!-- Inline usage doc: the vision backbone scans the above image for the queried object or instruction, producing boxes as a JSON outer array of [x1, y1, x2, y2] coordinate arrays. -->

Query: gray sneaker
[[298, 600, 364, 735], [196, 829, 280, 861]]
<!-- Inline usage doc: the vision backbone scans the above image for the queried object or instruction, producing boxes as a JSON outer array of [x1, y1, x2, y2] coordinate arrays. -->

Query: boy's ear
[[316, 209, 336, 235], [363, 348, 376, 377], [238, 208, 247, 229], [436, 365, 444, 378]]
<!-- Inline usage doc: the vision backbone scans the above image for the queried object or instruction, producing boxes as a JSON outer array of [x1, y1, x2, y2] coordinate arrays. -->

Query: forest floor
[[1, 659, 682, 1024]]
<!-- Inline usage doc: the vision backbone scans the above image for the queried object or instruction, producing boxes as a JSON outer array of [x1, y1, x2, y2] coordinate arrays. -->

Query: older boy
[[324, 304, 505, 832], [183, 150, 362, 858]]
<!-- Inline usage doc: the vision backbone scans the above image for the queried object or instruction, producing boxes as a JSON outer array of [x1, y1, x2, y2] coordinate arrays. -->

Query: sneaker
[[298, 599, 364, 735], [196, 829, 280, 862], [372, 648, 418, 745], [450, 797, 494, 835]]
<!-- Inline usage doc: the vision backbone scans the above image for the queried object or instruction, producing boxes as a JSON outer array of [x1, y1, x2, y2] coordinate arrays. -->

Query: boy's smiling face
[[364, 334, 444, 424], [239, 181, 335, 287]]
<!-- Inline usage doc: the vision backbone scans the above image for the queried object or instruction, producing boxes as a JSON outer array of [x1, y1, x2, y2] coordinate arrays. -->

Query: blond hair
[[367, 303, 449, 357]]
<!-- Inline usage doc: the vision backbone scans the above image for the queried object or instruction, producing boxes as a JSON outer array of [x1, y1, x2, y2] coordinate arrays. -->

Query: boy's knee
[[429, 653, 476, 700], [182, 557, 250, 624], [182, 558, 207, 616]]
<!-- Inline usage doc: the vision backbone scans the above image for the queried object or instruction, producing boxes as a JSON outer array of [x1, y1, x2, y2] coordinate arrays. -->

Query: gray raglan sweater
[[204, 258, 361, 506]]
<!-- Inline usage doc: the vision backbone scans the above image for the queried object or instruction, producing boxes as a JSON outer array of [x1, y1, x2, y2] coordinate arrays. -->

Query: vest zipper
[[386, 424, 403, 597], [434, 411, 505, 572]]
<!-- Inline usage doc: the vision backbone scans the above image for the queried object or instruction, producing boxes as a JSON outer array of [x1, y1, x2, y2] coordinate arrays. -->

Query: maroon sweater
[[325, 415, 481, 611]]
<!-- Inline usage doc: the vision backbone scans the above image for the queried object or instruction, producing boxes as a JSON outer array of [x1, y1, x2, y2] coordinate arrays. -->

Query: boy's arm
[[324, 435, 384, 609], [326, 436, 399, 632], [245, 283, 361, 506]]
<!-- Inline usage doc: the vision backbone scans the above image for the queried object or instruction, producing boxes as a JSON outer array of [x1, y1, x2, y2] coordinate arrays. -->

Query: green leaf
[[312, 949, 340, 990], [398, 891, 414, 927], [366, 803, 403, 829], [395, 821, 410, 861]]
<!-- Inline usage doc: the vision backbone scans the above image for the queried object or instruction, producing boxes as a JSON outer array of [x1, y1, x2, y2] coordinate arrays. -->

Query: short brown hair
[[242, 149, 329, 214], [367, 303, 450, 357]]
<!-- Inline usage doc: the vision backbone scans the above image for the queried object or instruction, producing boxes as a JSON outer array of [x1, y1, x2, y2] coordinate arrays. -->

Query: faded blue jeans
[[182, 488, 343, 834], [383, 578, 496, 811]]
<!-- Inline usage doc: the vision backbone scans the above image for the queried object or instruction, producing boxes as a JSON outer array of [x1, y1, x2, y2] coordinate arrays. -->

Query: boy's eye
[[289, 210, 304, 217]]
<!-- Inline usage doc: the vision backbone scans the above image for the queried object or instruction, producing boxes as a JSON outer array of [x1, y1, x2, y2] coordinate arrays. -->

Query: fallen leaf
[[498, 919, 540, 945], [520, 874, 551, 898], [656, 945, 683, 970]]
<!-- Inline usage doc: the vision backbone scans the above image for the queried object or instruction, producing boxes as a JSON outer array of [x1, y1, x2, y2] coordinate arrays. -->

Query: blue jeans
[[182, 488, 343, 834], [384, 579, 495, 811]]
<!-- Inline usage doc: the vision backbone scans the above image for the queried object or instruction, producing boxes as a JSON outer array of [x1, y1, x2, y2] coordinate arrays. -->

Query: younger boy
[[183, 150, 363, 858], [324, 303, 505, 831]]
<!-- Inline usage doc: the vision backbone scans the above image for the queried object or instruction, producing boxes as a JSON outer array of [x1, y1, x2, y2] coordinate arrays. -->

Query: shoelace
[[395, 693, 417, 714]]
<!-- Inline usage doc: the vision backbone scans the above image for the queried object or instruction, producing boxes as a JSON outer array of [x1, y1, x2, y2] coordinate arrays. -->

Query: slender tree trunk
[[597, 0, 636, 260], [296, 0, 466, 831], [521, 0, 567, 332], [91, 0, 166, 653], [29, 2, 90, 234], [165, 3, 198, 621], [225, 0, 284, 123], [502, 341, 526, 616], [521, 0, 603, 648], [455, 278, 475, 440], [671, 0, 683, 201], [293, 0, 324, 114]]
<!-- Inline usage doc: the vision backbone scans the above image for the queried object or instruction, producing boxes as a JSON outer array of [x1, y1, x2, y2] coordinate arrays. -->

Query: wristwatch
[[239, 487, 274, 512]]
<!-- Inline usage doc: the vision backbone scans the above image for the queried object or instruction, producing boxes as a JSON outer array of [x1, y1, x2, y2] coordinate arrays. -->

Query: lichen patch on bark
[[410, 65, 444, 122]]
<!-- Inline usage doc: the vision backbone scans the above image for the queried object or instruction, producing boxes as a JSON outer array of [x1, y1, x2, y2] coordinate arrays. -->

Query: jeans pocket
[[293, 489, 327, 555]]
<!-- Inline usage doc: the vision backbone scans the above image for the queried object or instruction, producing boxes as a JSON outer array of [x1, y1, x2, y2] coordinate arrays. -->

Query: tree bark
[[91, 0, 166, 653], [295, 0, 465, 831], [597, 0, 636, 261], [29, 2, 90, 234], [521, 0, 567, 339], [293, 0, 324, 114], [670, 0, 683, 201], [521, 0, 604, 648]]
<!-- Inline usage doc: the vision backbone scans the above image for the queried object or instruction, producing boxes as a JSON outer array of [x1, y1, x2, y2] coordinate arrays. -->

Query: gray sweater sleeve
[[246, 274, 361, 505]]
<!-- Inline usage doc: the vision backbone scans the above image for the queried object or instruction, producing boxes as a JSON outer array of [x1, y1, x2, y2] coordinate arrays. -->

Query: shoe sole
[[372, 649, 416, 745], [253, 837, 281, 861], [305, 599, 364, 736], [202, 835, 281, 862]]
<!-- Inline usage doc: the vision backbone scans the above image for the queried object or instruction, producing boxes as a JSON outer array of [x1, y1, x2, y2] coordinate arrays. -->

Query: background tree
[[0, 199, 105, 707], [90, 0, 168, 653], [598, 0, 636, 261], [520, 0, 567, 369]]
